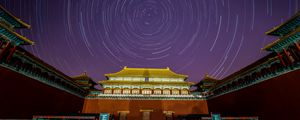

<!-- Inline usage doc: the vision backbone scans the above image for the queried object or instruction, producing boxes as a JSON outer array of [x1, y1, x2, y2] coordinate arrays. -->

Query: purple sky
[[1, 0, 299, 87]]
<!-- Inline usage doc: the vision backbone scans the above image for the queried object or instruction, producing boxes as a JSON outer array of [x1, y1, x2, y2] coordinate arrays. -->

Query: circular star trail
[[1, 0, 300, 86]]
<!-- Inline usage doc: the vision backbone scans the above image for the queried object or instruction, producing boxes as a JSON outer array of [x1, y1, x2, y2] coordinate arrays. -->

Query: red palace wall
[[83, 99, 208, 119], [0, 66, 84, 119], [207, 69, 300, 120]]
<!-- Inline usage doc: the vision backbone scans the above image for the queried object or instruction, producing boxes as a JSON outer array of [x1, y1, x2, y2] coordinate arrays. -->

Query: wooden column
[[0, 41, 3, 48], [288, 47, 300, 62], [6, 45, 17, 62], [295, 42, 300, 51], [283, 48, 293, 64], [0, 42, 10, 60], [277, 52, 286, 66]]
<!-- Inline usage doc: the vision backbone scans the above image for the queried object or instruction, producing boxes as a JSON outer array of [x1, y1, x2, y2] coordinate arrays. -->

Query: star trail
[[1, 0, 299, 86]]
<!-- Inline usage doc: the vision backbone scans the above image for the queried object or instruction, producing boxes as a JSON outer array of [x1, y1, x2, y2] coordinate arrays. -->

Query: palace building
[[72, 72, 97, 91], [1, 4, 300, 120], [82, 67, 207, 120]]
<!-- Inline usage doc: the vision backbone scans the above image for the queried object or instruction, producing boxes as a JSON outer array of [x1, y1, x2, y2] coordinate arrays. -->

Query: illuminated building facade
[[100, 66, 192, 96], [83, 67, 208, 120]]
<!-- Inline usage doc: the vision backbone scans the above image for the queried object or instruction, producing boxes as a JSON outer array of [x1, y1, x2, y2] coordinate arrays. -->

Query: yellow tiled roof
[[72, 72, 91, 80], [201, 73, 218, 83], [105, 66, 188, 78], [99, 80, 194, 86], [72, 72, 98, 85]]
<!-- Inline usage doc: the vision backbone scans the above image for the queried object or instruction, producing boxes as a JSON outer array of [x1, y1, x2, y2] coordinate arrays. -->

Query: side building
[[0, 5, 88, 118], [72, 72, 97, 91], [203, 11, 300, 120]]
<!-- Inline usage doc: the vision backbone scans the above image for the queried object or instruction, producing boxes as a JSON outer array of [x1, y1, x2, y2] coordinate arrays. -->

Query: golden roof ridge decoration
[[98, 80, 194, 86]]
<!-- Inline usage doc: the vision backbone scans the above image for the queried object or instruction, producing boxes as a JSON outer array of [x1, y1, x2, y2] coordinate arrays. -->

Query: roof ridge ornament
[[203, 73, 217, 80], [83, 71, 88, 76]]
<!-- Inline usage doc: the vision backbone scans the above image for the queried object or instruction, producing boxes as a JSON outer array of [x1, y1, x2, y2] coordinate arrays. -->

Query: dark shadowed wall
[[0, 66, 84, 119], [207, 69, 300, 120]]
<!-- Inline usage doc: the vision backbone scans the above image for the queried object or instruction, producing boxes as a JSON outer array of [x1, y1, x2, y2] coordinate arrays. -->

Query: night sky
[[1, 0, 299, 87]]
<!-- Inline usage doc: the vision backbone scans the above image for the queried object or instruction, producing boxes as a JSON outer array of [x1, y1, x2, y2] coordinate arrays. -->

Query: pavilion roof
[[263, 25, 300, 51], [0, 5, 30, 29], [201, 73, 218, 83], [265, 11, 300, 36], [0, 23, 34, 45], [72, 72, 97, 85], [105, 66, 188, 79], [73, 72, 91, 80]]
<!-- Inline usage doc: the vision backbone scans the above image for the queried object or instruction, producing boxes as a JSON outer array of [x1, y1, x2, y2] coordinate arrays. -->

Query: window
[[142, 89, 152, 94], [132, 89, 140, 94], [123, 89, 131, 94], [113, 89, 121, 94], [133, 77, 141, 81], [104, 89, 112, 94], [163, 89, 170, 95], [181, 89, 189, 95], [172, 89, 179, 95], [153, 89, 162, 95]]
